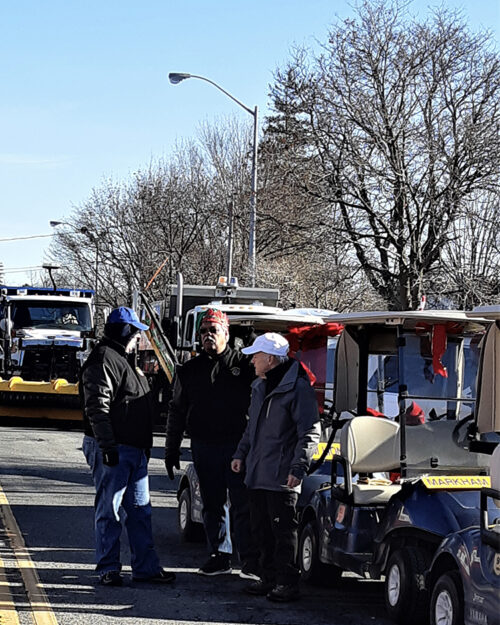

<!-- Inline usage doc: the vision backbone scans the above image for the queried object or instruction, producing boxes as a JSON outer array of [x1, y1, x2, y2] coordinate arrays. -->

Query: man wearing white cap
[[231, 332, 320, 602]]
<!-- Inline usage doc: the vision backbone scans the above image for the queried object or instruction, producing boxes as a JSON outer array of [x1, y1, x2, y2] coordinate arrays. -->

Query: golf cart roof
[[324, 309, 489, 331], [228, 311, 325, 333]]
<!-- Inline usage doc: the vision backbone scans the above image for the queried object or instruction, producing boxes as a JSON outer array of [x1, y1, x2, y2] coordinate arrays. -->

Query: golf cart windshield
[[367, 334, 480, 422], [333, 315, 493, 476]]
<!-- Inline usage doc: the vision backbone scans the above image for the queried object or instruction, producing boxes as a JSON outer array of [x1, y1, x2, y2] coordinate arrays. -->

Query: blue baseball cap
[[106, 306, 149, 331]]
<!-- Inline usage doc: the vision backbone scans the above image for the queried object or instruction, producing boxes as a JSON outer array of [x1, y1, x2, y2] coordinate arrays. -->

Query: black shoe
[[198, 553, 232, 576], [266, 583, 300, 602], [239, 561, 260, 581], [100, 570, 123, 586], [133, 569, 176, 584], [244, 579, 274, 596]]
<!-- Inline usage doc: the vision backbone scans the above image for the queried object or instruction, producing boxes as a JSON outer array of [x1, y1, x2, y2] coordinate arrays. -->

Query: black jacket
[[80, 338, 156, 450], [165, 346, 254, 455]]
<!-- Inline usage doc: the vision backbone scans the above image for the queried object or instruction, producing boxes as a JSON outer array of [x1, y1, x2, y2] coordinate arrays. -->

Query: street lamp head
[[49, 220, 63, 227], [169, 72, 192, 85]]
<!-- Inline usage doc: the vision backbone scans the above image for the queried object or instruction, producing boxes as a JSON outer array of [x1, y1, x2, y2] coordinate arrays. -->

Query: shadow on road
[[0, 430, 392, 625]]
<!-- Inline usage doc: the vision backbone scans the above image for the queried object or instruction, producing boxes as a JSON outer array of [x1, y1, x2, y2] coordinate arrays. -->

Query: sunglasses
[[200, 326, 221, 335]]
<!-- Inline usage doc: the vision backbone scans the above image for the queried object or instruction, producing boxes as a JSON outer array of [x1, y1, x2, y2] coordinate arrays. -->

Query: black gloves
[[102, 447, 119, 467], [164, 452, 180, 480]]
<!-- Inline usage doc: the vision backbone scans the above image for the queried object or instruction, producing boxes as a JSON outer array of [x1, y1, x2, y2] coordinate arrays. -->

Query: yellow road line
[[0, 555, 21, 625], [0, 486, 58, 625]]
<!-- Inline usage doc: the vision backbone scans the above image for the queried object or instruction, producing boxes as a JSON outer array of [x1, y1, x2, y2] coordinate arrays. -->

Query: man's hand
[[102, 447, 119, 467], [286, 474, 301, 489], [164, 452, 180, 480], [231, 459, 242, 473]]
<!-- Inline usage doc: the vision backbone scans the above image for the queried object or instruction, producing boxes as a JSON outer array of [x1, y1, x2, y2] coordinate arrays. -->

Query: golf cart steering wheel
[[452, 414, 474, 448]]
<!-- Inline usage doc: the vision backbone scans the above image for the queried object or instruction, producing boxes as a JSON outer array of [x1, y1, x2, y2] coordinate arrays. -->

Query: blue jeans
[[83, 435, 161, 578]]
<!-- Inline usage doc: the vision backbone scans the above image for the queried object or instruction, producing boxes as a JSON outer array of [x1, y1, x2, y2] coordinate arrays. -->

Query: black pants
[[248, 488, 300, 585], [191, 438, 257, 564]]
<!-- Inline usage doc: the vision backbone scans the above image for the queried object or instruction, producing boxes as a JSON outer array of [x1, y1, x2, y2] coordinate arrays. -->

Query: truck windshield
[[11, 301, 92, 331]]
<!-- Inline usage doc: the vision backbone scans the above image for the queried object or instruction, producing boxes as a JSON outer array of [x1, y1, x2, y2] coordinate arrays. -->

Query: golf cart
[[296, 310, 499, 625], [426, 308, 500, 625]]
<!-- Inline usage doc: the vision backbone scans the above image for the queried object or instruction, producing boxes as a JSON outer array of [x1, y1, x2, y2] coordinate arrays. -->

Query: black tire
[[298, 521, 342, 585], [178, 488, 205, 542], [430, 571, 464, 625], [384, 547, 431, 625]]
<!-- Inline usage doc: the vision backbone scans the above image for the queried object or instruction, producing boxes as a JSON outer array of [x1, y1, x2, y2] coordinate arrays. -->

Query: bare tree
[[264, 0, 500, 309], [49, 152, 217, 310], [437, 190, 500, 308], [48, 118, 259, 308]]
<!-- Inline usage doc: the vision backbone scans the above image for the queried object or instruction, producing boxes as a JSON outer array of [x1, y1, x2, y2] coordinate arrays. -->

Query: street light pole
[[226, 201, 234, 281], [168, 72, 258, 287], [249, 104, 258, 286], [80, 227, 99, 299], [49, 221, 100, 309]]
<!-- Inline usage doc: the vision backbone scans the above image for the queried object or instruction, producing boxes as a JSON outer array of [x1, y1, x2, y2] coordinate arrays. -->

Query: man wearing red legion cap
[[165, 308, 259, 577]]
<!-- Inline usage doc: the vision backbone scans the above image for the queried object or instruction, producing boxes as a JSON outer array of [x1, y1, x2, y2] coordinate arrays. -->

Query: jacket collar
[[100, 336, 127, 357], [253, 359, 300, 396], [200, 345, 233, 364]]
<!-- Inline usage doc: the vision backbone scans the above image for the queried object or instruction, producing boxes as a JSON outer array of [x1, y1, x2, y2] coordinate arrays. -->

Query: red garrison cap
[[200, 308, 229, 330]]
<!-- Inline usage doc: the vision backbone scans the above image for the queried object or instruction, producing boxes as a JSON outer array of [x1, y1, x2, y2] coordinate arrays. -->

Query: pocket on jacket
[[275, 448, 285, 479]]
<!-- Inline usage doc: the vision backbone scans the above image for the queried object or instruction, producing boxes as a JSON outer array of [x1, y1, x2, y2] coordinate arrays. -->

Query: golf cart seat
[[338, 416, 401, 505]]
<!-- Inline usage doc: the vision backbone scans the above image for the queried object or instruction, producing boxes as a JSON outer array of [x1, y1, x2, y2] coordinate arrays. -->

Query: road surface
[[0, 423, 393, 625]]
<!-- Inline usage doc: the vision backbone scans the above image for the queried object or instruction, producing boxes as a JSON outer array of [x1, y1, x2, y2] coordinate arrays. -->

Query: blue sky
[[1, 0, 499, 285]]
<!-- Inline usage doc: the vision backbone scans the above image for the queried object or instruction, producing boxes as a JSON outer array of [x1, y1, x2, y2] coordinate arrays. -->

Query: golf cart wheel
[[178, 488, 205, 542], [385, 547, 431, 625], [430, 571, 464, 625], [298, 521, 342, 585]]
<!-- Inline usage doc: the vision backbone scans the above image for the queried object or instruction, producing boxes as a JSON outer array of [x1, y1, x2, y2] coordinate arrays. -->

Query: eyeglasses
[[200, 326, 221, 335]]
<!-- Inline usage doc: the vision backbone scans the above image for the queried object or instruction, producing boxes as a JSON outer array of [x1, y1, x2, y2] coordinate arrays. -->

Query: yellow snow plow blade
[[0, 377, 79, 394], [0, 377, 83, 421]]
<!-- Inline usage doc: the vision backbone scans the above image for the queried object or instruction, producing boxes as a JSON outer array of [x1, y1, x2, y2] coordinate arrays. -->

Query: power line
[[1, 219, 172, 244], [0, 233, 54, 243], [2, 266, 44, 274]]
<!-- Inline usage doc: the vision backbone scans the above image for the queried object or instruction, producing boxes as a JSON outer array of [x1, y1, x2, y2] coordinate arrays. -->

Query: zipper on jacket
[[265, 398, 272, 419]]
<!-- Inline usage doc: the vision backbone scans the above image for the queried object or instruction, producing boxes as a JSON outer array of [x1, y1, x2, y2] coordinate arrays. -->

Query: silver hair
[[273, 355, 289, 365]]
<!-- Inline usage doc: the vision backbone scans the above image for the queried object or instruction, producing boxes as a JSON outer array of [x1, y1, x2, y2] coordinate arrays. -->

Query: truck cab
[[0, 285, 95, 382], [0, 285, 95, 422]]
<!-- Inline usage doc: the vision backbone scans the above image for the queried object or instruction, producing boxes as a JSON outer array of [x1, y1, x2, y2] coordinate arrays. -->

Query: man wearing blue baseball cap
[[80, 306, 174, 587]]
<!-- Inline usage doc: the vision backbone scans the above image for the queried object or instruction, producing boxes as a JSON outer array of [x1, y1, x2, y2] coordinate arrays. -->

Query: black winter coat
[[165, 346, 254, 455], [80, 338, 157, 450]]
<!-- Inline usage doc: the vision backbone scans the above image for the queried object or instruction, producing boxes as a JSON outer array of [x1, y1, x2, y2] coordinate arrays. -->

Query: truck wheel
[[298, 521, 342, 585], [430, 571, 464, 625], [178, 488, 204, 542], [385, 547, 430, 625]]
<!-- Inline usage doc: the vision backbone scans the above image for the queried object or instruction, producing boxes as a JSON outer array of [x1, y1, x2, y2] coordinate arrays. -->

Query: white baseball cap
[[242, 332, 289, 357]]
